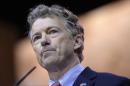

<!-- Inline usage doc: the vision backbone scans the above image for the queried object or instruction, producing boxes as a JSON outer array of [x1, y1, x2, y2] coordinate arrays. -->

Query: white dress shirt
[[49, 64, 84, 86]]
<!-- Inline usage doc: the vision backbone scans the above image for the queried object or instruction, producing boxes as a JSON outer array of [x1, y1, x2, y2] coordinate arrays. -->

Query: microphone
[[14, 66, 36, 86]]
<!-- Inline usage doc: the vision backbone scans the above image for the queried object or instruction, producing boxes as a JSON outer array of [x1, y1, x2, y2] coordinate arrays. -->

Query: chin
[[41, 59, 60, 71]]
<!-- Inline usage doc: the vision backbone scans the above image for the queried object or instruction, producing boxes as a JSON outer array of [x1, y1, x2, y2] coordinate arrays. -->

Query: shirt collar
[[49, 64, 84, 86]]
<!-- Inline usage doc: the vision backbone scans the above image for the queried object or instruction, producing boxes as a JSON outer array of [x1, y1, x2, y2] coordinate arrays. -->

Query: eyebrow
[[32, 32, 40, 38], [32, 26, 60, 37], [47, 26, 60, 31], [32, 32, 39, 37]]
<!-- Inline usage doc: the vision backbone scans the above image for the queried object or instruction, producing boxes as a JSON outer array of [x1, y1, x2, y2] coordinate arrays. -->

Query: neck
[[48, 55, 80, 81]]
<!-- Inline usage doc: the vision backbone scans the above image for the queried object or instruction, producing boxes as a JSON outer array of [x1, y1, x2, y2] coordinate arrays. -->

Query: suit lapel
[[73, 67, 97, 86]]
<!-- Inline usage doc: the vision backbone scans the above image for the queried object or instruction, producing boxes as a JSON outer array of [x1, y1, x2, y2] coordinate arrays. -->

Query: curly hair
[[27, 4, 84, 62]]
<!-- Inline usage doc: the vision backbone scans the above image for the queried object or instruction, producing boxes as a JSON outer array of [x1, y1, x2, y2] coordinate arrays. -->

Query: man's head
[[27, 4, 84, 70]]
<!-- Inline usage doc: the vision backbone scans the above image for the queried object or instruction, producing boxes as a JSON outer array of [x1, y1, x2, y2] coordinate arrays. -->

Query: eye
[[32, 35, 41, 42], [48, 28, 58, 34]]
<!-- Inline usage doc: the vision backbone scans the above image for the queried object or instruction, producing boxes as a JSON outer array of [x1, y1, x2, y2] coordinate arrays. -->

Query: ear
[[74, 34, 83, 50]]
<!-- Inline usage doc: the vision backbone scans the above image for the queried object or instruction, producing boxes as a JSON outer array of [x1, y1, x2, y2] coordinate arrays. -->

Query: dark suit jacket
[[73, 67, 130, 86]]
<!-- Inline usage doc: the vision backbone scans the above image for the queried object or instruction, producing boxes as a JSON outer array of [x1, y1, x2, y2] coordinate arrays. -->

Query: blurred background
[[0, 0, 130, 86]]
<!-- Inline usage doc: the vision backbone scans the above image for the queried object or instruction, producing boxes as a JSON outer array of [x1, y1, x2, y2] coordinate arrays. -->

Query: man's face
[[30, 16, 75, 69]]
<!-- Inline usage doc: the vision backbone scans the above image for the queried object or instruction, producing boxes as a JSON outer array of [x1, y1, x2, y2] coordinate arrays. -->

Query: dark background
[[0, 0, 115, 40]]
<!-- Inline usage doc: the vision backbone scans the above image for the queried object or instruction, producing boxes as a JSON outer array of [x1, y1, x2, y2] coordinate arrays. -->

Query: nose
[[41, 35, 50, 46]]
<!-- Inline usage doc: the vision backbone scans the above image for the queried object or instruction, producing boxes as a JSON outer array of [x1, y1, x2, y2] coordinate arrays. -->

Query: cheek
[[51, 39, 61, 53], [52, 36, 74, 55], [32, 43, 42, 56], [32, 44, 43, 64]]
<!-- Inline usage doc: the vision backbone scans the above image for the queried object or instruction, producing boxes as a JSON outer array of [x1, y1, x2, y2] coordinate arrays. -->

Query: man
[[27, 4, 130, 86]]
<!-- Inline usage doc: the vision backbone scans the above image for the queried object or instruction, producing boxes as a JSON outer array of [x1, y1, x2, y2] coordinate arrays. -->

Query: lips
[[40, 47, 56, 56], [42, 49, 55, 53]]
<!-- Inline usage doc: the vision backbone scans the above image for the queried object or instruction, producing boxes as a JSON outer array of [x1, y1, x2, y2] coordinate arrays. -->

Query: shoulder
[[98, 72, 129, 80], [82, 67, 130, 86], [94, 69, 130, 86]]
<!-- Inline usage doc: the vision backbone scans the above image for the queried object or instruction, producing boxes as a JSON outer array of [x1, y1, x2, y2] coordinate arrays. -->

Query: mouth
[[43, 50, 55, 53], [40, 49, 56, 57]]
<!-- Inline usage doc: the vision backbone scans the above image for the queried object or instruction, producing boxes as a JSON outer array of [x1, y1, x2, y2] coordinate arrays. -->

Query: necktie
[[51, 82, 61, 86]]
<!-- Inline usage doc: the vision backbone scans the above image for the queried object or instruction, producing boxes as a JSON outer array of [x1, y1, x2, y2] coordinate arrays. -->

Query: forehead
[[31, 16, 65, 34]]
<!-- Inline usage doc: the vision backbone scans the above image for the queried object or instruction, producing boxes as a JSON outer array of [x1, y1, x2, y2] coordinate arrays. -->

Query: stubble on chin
[[39, 55, 58, 70]]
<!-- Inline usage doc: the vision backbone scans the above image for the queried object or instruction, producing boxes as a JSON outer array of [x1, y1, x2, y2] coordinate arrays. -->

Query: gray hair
[[27, 4, 84, 62]]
